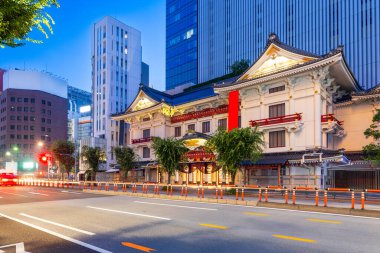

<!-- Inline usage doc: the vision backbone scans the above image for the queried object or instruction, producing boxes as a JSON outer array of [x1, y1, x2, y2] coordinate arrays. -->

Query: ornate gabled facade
[[112, 33, 379, 190]]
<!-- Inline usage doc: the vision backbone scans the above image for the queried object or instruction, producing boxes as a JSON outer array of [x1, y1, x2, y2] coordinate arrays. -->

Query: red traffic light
[[39, 153, 49, 164]]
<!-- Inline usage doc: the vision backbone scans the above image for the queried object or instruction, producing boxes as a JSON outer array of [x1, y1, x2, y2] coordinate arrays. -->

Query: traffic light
[[39, 153, 48, 164]]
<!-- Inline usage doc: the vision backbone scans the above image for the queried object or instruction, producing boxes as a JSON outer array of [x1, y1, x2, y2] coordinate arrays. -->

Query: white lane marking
[[61, 190, 81, 194], [28, 192, 48, 196], [115, 195, 380, 220], [0, 191, 28, 197], [87, 206, 171, 221], [134, 201, 218, 211], [19, 213, 95, 235], [0, 212, 112, 253]]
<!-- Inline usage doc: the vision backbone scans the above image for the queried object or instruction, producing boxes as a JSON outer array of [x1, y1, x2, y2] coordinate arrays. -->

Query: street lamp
[[37, 141, 44, 147], [5, 151, 11, 157], [12, 146, 19, 152]]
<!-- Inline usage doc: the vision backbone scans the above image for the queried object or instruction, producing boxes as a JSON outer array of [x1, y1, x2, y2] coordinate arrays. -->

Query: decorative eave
[[215, 53, 342, 93], [111, 102, 164, 121]]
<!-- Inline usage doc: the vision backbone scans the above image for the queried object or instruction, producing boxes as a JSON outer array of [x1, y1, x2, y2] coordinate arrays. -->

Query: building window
[[47, 101, 51, 106], [174, 126, 181, 137], [202, 121, 210, 133], [188, 124, 195, 132], [269, 103, 285, 118], [17, 98, 22, 102], [24, 98, 29, 103], [31, 98, 35, 103], [143, 129, 150, 138], [269, 85, 285, 94], [143, 147, 150, 158], [42, 100, 46, 105], [269, 130, 285, 148], [218, 118, 227, 131], [11, 97, 15, 102]]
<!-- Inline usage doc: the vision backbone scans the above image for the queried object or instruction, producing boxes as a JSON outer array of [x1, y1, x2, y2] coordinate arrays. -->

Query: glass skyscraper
[[166, 0, 380, 90], [166, 0, 198, 90]]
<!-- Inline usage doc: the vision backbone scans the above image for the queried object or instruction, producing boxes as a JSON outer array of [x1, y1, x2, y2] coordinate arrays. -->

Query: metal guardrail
[[16, 179, 380, 210]]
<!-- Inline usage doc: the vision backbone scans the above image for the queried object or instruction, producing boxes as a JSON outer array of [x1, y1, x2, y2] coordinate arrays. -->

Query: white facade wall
[[92, 16, 142, 168]]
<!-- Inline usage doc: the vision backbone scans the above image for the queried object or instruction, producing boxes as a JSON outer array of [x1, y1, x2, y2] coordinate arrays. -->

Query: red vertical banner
[[228, 90, 239, 131]]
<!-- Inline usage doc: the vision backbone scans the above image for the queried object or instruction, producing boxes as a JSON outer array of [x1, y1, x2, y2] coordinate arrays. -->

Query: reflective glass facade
[[166, 0, 198, 90], [166, 0, 380, 90]]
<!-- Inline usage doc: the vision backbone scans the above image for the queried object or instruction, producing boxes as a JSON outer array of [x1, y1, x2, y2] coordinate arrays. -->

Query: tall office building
[[0, 69, 67, 171], [166, 0, 380, 90], [141, 62, 150, 86], [67, 86, 92, 146], [92, 16, 142, 168], [166, 0, 198, 90]]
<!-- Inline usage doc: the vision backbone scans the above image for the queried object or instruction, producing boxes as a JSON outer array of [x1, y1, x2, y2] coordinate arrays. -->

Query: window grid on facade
[[143, 129, 150, 138], [269, 130, 285, 148], [188, 124, 195, 131], [143, 147, 150, 158], [269, 103, 285, 118], [269, 85, 286, 94], [218, 118, 227, 130], [175, 126, 181, 137], [202, 121, 210, 133]]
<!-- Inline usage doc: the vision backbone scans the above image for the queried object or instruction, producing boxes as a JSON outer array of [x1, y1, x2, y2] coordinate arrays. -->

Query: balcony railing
[[249, 113, 302, 127], [171, 105, 228, 123], [321, 114, 343, 126], [131, 137, 153, 144]]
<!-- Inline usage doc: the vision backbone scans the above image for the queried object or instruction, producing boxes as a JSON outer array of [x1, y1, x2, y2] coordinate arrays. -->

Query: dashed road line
[[134, 201, 217, 211], [243, 212, 269, 217], [0, 191, 28, 197], [306, 218, 342, 224], [0, 212, 112, 253], [122, 242, 155, 252], [87, 206, 171, 221], [20, 213, 95, 235], [199, 223, 228, 230], [61, 190, 81, 194], [28, 192, 48, 196], [272, 234, 316, 243]]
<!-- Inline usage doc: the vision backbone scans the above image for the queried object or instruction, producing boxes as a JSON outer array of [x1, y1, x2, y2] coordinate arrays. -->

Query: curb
[[256, 202, 380, 218], [83, 190, 256, 206]]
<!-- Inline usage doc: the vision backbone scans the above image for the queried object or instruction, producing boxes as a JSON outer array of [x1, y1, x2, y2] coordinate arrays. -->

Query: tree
[[151, 137, 188, 184], [0, 0, 59, 48], [81, 146, 106, 181], [51, 140, 75, 179], [363, 109, 380, 164], [206, 127, 264, 185], [229, 59, 250, 76], [113, 146, 138, 181]]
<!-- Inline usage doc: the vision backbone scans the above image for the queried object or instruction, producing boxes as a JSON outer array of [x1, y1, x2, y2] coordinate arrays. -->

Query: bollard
[[197, 186, 200, 198], [235, 187, 239, 201], [351, 191, 355, 209], [106, 183, 109, 191], [170, 184, 173, 196], [201, 186, 204, 198], [285, 189, 288, 204], [146, 184, 148, 194], [258, 188, 262, 202], [90, 183, 94, 190], [315, 190, 319, 207], [114, 183, 118, 192], [292, 189, 296, 205], [122, 184, 126, 192], [220, 187, 223, 199], [180, 185, 184, 196], [185, 185, 188, 197], [166, 184, 169, 195], [215, 187, 218, 199], [98, 183, 101, 190], [324, 190, 328, 207], [361, 191, 365, 210], [264, 188, 268, 202], [241, 186, 245, 201]]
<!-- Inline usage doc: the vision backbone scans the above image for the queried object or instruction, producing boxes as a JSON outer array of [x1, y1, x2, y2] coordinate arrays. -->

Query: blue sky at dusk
[[0, 0, 166, 91]]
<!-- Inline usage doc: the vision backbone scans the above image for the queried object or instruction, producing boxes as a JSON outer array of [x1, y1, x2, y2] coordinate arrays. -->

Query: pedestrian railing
[[16, 179, 380, 210]]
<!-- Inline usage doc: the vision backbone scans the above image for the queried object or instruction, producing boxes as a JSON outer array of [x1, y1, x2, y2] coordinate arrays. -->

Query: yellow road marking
[[306, 218, 342, 224], [199, 223, 228, 230], [272, 234, 316, 243], [122, 242, 156, 252], [244, 212, 269, 217]]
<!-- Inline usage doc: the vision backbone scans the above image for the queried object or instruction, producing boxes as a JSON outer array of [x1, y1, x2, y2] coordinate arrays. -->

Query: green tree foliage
[[0, 0, 59, 48], [151, 137, 188, 184], [51, 140, 75, 178], [81, 146, 106, 181], [229, 59, 250, 76], [363, 109, 380, 164], [113, 146, 138, 181], [206, 127, 264, 184]]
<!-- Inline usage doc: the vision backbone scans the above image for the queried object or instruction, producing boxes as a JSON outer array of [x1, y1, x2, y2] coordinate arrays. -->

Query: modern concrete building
[[0, 69, 68, 172], [141, 62, 150, 86], [92, 16, 143, 169], [166, 0, 380, 90]]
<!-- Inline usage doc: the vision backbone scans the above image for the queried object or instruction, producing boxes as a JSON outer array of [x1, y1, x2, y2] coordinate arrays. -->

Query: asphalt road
[[0, 186, 379, 253]]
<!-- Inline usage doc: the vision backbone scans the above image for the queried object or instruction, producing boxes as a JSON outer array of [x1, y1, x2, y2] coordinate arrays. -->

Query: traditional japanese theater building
[[113, 33, 380, 190]]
